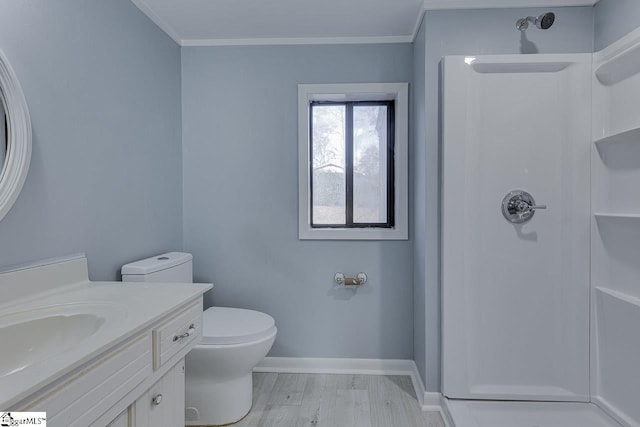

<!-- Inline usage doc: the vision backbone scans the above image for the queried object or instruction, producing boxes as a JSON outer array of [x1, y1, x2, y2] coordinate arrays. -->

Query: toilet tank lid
[[121, 252, 192, 275]]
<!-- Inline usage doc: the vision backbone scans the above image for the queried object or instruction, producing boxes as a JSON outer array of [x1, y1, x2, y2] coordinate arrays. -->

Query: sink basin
[[0, 304, 121, 377]]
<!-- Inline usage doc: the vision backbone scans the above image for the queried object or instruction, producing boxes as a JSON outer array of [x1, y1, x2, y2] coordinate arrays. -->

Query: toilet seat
[[200, 307, 276, 345]]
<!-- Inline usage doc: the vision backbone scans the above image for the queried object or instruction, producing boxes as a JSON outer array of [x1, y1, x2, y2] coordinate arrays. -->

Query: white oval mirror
[[0, 102, 6, 173], [0, 48, 31, 222]]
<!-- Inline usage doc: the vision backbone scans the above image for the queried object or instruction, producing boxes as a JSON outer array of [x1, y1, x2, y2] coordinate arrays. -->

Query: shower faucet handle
[[502, 190, 546, 224], [528, 204, 547, 211], [512, 197, 545, 212], [511, 198, 545, 213]]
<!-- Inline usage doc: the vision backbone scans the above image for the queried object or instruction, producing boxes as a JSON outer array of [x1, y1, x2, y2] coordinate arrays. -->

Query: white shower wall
[[441, 54, 592, 402], [441, 29, 640, 427]]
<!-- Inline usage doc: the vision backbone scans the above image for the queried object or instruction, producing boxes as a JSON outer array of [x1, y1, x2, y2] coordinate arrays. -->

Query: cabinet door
[[106, 408, 130, 427], [135, 358, 185, 427]]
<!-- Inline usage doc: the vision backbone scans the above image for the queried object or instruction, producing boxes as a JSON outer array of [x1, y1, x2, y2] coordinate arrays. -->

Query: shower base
[[441, 398, 622, 427]]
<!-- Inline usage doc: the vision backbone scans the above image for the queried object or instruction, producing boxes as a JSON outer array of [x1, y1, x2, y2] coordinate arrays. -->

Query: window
[[298, 83, 408, 240], [310, 101, 394, 228]]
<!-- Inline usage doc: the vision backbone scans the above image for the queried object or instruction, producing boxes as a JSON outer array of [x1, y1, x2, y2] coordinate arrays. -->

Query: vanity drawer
[[20, 332, 151, 427], [153, 299, 202, 369]]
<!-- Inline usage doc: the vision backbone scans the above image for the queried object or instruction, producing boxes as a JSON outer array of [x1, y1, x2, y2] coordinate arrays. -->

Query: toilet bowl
[[121, 252, 277, 427], [185, 307, 276, 425]]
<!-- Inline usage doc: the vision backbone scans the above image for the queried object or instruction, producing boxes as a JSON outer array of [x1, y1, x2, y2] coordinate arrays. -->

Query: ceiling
[[131, 0, 599, 46]]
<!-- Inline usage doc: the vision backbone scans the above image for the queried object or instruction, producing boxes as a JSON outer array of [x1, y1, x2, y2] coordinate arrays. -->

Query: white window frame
[[298, 83, 408, 240]]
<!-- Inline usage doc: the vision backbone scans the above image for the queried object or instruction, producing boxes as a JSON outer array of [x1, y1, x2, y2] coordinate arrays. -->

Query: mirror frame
[[0, 48, 31, 222]]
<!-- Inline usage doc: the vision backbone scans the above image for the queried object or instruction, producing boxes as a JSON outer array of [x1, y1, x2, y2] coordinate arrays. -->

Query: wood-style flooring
[[228, 373, 446, 427]]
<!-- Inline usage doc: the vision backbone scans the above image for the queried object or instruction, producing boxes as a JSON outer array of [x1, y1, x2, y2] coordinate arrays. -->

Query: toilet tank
[[121, 252, 193, 283]]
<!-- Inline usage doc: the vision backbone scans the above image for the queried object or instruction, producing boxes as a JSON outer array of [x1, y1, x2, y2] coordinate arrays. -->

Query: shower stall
[[440, 27, 640, 427]]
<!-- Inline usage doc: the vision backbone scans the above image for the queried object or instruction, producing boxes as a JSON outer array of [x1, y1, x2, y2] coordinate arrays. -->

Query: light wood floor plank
[[233, 372, 278, 427], [300, 373, 340, 427], [335, 389, 372, 427], [368, 375, 412, 427], [268, 373, 308, 406], [297, 374, 331, 426], [391, 375, 416, 398], [336, 374, 370, 391], [422, 412, 446, 427], [391, 376, 438, 427], [227, 373, 445, 427], [257, 404, 301, 427]]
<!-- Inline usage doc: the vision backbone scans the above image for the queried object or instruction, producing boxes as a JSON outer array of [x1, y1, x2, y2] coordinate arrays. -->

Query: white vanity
[[0, 255, 212, 427]]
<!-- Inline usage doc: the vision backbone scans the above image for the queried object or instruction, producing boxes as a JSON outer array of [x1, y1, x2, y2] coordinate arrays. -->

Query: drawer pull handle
[[173, 324, 196, 342], [152, 393, 163, 405]]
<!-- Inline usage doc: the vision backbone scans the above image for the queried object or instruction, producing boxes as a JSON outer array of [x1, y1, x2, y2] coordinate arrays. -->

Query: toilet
[[121, 252, 277, 426]]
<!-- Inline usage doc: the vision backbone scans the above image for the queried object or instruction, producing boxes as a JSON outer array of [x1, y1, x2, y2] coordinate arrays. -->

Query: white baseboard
[[255, 356, 415, 375], [424, 392, 442, 410], [405, 359, 440, 411], [255, 357, 443, 412]]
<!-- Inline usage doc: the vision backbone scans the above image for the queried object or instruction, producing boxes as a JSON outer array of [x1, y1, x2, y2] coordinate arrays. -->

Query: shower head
[[516, 12, 555, 31]]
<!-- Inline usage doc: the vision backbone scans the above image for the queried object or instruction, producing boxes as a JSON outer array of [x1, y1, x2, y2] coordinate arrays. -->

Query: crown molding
[[410, 8, 427, 43], [423, 0, 598, 9], [182, 35, 413, 47], [130, 0, 183, 45]]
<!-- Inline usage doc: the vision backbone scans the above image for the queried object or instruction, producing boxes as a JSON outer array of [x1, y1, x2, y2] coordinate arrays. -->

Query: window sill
[[299, 226, 408, 241]]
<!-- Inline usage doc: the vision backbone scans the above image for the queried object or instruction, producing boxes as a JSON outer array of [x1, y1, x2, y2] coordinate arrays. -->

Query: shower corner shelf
[[595, 39, 640, 86], [593, 126, 640, 145], [594, 212, 640, 220]]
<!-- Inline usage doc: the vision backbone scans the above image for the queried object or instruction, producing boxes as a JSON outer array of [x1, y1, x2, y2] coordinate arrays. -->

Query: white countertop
[[0, 279, 212, 410]]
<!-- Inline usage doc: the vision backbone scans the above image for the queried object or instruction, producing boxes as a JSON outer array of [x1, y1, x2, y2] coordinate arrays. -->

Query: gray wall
[[0, 0, 183, 280], [182, 44, 414, 359], [412, 17, 428, 387], [595, 0, 640, 51], [419, 6, 594, 392]]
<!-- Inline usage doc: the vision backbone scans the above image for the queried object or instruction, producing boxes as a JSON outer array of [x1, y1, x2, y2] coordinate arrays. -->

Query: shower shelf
[[596, 286, 640, 306], [595, 38, 640, 86], [593, 127, 640, 145], [594, 213, 640, 220]]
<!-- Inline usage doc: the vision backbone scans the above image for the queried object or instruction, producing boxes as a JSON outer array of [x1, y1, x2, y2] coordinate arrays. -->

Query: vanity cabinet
[[0, 255, 211, 427], [100, 358, 185, 427], [14, 299, 203, 427], [96, 358, 185, 427], [134, 358, 185, 426], [106, 408, 129, 427]]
